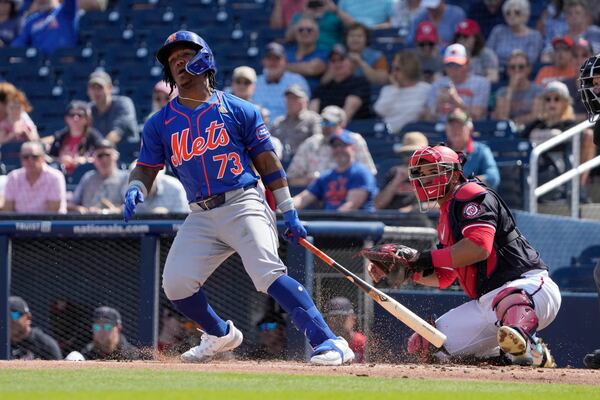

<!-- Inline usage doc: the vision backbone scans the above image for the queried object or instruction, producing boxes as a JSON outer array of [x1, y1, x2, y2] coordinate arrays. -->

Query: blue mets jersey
[[138, 90, 275, 202], [307, 162, 378, 211]]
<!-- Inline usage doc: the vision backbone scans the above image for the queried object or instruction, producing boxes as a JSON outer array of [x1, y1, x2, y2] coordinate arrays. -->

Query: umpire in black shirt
[[10, 296, 62, 360]]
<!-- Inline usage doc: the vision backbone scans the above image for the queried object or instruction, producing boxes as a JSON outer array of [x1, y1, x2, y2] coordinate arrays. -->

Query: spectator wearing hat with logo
[[254, 42, 311, 121], [409, 0, 466, 48], [271, 84, 322, 163], [293, 129, 377, 211], [230, 66, 257, 102], [374, 50, 431, 133], [453, 19, 499, 83], [309, 44, 372, 121], [68, 139, 128, 214], [374, 131, 429, 211], [9, 296, 62, 360], [81, 306, 145, 360], [87, 70, 139, 144], [324, 297, 365, 363], [422, 43, 490, 122], [445, 108, 500, 189], [2, 141, 67, 214], [535, 36, 578, 87], [413, 21, 443, 83], [287, 105, 376, 187], [493, 49, 544, 128]]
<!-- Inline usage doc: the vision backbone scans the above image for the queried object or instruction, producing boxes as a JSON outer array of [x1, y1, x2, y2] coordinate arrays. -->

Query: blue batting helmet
[[156, 31, 217, 76]]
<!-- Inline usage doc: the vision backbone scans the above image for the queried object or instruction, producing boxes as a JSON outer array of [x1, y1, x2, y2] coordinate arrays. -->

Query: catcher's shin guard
[[492, 287, 538, 339]]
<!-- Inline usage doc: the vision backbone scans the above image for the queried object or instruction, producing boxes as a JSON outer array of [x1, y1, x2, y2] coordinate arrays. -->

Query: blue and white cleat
[[181, 320, 243, 363], [310, 336, 355, 366]]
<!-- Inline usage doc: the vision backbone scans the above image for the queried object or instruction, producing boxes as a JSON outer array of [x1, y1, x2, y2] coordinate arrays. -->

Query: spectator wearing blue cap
[[10, 296, 62, 360], [293, 129, 377, 211]]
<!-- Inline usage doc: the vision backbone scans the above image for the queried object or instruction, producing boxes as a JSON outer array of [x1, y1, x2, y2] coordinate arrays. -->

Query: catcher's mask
[[408, 145, 464, 212], [578, 54, 600, 122]]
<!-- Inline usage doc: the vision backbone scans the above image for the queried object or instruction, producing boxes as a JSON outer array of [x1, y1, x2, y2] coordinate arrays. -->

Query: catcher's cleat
[[310, 336, 355, 366], [497, 326, 555, 368], [181, 320, 243, 363]]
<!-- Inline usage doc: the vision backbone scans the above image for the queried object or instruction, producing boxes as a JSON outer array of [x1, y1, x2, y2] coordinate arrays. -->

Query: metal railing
[[528, 119, 600, 218]]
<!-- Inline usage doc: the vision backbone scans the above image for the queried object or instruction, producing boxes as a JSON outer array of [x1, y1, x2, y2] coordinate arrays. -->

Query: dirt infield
[[1, 360, 598, 386]]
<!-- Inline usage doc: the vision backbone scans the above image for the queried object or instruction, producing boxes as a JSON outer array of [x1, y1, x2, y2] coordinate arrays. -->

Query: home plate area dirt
[[1, 360, 599, 386]]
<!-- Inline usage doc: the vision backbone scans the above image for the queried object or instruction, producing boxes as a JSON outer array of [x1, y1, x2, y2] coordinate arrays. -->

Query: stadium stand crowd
[[0, 0, 599, 217], [2, 0, 600, 366]]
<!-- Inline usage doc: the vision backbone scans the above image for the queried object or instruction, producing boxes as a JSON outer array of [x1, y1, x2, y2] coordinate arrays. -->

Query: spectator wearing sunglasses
[[230, 66, 257, 102], [9, 296, 62, 360], [81, 306, 145, 361], [246, 309, 287, 360], [521, 81, 585, 203], [535, 36, 577, 86], [2, 141, 67, 213], [48, 100, 104, 176], [487, 0, 543, 69], [413, 21, 443, 83], [285, 17, 329, 92], [68, 139, 128, 214], [493, 49, 543, 127]]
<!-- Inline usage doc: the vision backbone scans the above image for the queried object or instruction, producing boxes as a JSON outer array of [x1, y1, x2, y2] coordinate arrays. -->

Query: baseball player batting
[[122, 31, 354, 365], [364, 145, 561, 367]]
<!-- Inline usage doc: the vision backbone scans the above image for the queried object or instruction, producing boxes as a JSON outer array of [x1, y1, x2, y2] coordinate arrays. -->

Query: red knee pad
[[492, 287, 538, 335]]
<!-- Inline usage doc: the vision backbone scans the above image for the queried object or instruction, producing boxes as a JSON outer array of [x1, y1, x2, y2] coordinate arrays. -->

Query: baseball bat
[[299, 237, 447, 348]]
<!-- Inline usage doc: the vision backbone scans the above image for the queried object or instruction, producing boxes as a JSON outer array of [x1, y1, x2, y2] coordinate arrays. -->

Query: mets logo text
[[170, 121, 231, 167]]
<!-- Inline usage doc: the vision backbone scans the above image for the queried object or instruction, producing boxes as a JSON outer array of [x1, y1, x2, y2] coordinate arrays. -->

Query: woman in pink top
[[2, 141, 66, 214]]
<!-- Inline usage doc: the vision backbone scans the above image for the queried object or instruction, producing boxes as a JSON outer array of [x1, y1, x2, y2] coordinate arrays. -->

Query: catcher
[[362, 145, 561, 367]]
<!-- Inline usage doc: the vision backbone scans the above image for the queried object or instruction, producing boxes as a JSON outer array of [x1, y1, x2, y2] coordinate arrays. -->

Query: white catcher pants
[[162, 187, 287, 300], [435, 269, 562, 359]]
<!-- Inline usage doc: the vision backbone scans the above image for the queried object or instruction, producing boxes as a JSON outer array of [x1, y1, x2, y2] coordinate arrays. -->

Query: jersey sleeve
[[307, 176, 325, 200], [456, 192, 499, 238], [137, 117, 166, 168], [239, 102, 275, 158]]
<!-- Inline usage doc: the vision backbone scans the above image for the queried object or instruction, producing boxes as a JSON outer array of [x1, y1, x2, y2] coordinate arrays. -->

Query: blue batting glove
[[282, 209, 307, 245], [123, 186, 144, 223]]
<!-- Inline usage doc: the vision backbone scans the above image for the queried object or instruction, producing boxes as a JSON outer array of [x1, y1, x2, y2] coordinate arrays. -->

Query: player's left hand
[[123, 186, 144, 223], [282, 209, 307, 245]]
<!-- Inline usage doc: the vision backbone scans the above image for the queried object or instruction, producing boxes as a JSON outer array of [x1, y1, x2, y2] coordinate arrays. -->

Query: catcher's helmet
[[578, 54, 600, 122], [408, 145, 463, 211], [156, 30, 216, 76]]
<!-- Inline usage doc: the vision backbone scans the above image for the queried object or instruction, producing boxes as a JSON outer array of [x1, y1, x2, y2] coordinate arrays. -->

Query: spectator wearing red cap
[[453, 19, 499, 83], [534, 36, 577, 86], [421, 43, 491, 121], [408, 0, 466, 48], [487, 0, 543, 69], [414, 21, 443, 83]]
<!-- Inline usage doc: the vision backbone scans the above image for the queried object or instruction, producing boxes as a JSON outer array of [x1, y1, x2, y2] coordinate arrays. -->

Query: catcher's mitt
[[358, 243, 420, 287]]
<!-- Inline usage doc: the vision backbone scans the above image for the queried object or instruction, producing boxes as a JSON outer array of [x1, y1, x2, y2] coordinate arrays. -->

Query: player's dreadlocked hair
[[163, 67, 216, 96]]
